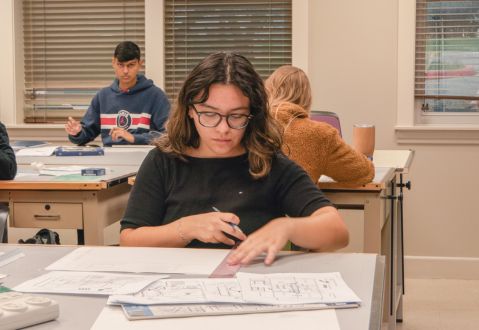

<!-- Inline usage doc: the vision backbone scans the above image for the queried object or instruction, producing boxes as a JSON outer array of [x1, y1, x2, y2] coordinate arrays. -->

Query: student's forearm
[[120, 221, 188, 247], [288, 207, 349, 251]]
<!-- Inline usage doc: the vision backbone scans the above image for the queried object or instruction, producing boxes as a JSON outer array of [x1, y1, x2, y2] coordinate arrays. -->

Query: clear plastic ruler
[[209, 247, 241, 278]]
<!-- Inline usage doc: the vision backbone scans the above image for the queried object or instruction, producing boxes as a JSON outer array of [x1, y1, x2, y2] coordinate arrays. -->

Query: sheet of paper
[[109, 278, 243, 305], [14, 172, 39, 178], [0, 249, 25, 267], [39, 165, 86, 176], [12, 271, 165, 295], [15, 146, 58, 156], [121, 302, 357, 320], [108, 272, 361, 306], [11, 140, 49, 150], [236, 272, 362, 305], [319, 174, 334, 183], [45, 247, 230, 275], [91, 305, 340, 330]]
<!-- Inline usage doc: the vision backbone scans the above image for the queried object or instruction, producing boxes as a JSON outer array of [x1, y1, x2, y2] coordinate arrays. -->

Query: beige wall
[[309, 0, 479, 278], [1, 0, 478, 278]]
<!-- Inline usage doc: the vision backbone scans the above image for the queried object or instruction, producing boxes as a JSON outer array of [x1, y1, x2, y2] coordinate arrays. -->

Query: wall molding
[[5, 124, 101, 144], [396, 125, 479, 145], [6, 124, 70, 143], [405, 256, 479, 280]]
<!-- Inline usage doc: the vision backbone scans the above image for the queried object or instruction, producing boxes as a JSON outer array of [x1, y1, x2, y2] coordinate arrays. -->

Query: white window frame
[[0, 0, 307, 139], [396, 0, 479, 144]]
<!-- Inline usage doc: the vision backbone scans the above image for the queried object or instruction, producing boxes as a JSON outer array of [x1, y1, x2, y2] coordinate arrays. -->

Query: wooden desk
[[318, 149, 414, 330], [0, 166, 136, 245], [0, 244, 385, 330], [0, 161, 140, 245]]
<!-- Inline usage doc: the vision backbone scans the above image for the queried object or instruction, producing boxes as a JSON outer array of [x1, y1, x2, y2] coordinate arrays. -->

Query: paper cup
[[352, 124, 375, 159]]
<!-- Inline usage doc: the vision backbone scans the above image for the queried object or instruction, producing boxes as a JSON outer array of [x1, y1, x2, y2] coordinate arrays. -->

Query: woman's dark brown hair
[[155, 52, 282, 179]]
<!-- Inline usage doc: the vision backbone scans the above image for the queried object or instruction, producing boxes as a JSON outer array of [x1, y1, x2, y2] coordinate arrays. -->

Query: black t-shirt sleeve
[[120, 149, 167, 230], [274, 155, 334, 217], [0, 122, 17, 180]]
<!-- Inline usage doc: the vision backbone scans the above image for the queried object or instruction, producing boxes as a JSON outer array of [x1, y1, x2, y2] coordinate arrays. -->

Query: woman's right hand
[[178, 212, 247, 246]]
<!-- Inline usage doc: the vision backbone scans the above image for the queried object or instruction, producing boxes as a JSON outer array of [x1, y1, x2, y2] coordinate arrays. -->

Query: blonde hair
[[265, 65, 312, 112]]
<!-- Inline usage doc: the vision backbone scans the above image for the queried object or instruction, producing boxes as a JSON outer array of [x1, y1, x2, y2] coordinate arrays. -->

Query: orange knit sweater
[[272, 102, 375, 185]]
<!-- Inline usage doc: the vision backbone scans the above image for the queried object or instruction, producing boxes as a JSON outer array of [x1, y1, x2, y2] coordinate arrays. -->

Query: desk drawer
[[12, 202, 83, 229]]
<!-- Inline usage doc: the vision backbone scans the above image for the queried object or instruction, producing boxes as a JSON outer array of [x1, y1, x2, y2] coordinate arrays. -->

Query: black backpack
[[18, 228, 60, 245]]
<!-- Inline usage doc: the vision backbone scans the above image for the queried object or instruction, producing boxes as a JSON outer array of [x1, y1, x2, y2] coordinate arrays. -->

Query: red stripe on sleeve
[[101, 118, 116, 125], [139, 116, 151, 125]]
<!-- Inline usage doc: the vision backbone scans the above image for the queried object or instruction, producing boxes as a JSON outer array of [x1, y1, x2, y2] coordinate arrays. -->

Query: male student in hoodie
[[64, 41, 170, 146]]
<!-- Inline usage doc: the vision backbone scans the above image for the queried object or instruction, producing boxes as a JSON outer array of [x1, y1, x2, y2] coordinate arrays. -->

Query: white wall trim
[[5, 124, 101, 144], [292, 0, 309, 73], [405, 256, 479, 280], [396, 0, 415, 126], [0, 0, 16, 124], [145, 0, 165, 89], [6, 124, 71, 143], [396, 125, 479, 144]]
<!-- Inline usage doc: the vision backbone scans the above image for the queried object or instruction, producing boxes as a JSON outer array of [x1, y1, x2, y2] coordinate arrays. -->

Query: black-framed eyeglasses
[[191, 104, 254, 129]]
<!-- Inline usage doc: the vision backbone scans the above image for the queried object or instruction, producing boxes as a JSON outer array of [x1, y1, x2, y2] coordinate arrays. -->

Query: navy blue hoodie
[[69, 75, 170, 146]]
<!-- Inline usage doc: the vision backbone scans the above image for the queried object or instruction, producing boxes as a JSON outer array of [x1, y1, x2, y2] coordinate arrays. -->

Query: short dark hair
[[113, 41, 141, 62], [155, 52, 283, 179]]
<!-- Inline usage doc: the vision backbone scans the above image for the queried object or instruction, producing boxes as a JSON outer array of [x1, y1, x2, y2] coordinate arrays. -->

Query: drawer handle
[[33, 214, 61, 221]]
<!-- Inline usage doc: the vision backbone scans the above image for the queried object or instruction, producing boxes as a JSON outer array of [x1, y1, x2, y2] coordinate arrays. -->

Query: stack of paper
[[39, 166, 86, 176], [11, 140, 49, 151], [16, 146, 58, 156], [13, 271, 165, 296], [108, 272, 361, 306], [11, 247, 358, 328]]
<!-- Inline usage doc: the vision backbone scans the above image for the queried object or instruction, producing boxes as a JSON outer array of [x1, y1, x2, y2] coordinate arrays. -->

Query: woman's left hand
[[227, 217, 294, 266]]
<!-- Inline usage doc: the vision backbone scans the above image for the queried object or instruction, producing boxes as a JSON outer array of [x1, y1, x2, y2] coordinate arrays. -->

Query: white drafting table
[[0, 244, 385, 330], [14, 146, 152, 166], [318, 149, 414, 330]]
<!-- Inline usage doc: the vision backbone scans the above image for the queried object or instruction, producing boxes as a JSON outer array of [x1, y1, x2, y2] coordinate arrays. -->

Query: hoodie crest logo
[[116, 110, 132, 129]]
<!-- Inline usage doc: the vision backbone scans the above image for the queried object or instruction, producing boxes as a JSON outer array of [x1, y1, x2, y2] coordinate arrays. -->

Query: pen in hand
[[212, 207, 244, 244]]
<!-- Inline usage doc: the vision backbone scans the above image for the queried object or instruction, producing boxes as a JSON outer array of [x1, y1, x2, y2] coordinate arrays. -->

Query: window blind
[[23, 0, 145, 123], [164, 0, 292, 104], [415, 0, 479, 112]]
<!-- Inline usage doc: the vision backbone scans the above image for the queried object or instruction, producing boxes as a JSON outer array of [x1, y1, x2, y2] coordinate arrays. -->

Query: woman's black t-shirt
[[121, 149, 333, 248]]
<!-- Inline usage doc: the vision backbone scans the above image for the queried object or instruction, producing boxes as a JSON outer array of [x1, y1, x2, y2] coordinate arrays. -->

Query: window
[[164, 0, 292, 103], [415, 0, 479, 123], [22, 0, 145, 123]]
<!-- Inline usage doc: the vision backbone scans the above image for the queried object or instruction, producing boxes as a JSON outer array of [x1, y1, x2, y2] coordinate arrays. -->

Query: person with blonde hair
[[265, 65, 374, 185], [120, 53, 349, 265]]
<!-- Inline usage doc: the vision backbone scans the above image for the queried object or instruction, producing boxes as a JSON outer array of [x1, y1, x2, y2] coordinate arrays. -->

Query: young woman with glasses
[[120, 53, 349, 265]]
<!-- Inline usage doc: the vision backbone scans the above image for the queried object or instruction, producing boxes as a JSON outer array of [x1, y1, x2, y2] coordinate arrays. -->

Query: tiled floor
[[392, 278, 479, 330]]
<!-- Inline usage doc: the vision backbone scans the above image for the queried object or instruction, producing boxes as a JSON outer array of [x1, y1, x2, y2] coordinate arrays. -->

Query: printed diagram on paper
[[109, 272, 361, 306], [110, 278, 243, 305], [237, 272, 356, 304], [140, 278, 243, 303], [13, 271, 163, 295]]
